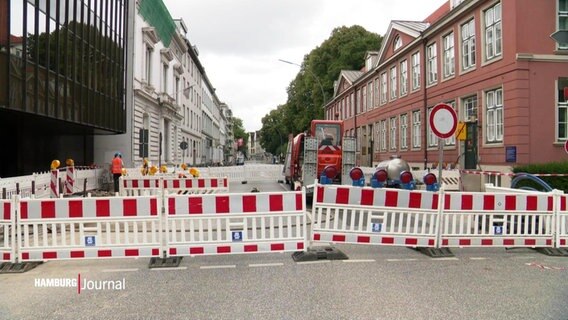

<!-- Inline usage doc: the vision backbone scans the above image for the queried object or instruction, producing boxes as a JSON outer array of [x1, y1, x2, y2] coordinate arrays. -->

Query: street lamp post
[[278, 59, 326, 118]]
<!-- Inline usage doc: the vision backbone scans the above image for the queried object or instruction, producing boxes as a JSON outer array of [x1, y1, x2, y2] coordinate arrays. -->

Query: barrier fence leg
[[149, 191, 182, 268], [291, 184, 348, 262], [0, 196, 42, 274], [537, 190, 568, 256], [416, 187, 454, 258]]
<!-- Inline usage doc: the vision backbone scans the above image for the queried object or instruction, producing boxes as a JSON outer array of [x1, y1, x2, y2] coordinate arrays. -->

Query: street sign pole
[[438, 138, 445, 185]]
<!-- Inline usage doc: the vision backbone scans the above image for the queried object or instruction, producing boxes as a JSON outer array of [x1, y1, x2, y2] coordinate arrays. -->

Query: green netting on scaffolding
[[139, 0, 177, 47]]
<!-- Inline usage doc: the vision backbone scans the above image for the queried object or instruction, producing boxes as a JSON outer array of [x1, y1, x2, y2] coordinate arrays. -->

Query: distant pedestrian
[[111, 153, 123, 192]]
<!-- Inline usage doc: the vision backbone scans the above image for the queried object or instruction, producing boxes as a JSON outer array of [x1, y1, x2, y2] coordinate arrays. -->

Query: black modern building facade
[[0, 0, 129, 177]]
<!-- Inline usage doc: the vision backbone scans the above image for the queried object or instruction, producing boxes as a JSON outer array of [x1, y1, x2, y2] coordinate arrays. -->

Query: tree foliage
[[232, 117, 249, 155], [261, 25, 382, 151]]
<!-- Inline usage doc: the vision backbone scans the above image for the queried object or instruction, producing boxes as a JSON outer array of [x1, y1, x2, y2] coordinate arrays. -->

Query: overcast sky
[[162, 0, 447, 132]]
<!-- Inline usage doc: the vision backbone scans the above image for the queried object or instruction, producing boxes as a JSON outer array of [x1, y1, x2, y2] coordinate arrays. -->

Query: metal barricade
[[0, 199, 15, 263], [18, 196, 162, 261], [441, 191, 556, 247], [120, 177, 162, 196], [164, 190, 307, 256], [311, 185, 441, 248]]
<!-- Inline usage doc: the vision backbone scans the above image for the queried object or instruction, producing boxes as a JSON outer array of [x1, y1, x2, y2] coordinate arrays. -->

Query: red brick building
[[324, 0, 568, 188]]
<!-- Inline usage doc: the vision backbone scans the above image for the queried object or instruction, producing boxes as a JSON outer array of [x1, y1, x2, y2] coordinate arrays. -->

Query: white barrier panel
[[120, 177, 162, 196], [18, 196, 162, 261], [165, 191, 306, 256], [441, 192, 556, 248], [162, 177, 229, 194], [312, 185, 440, 248], [559, 195, 568, 249], [206, 166, 245, 182], [1, 199, 15, 263]]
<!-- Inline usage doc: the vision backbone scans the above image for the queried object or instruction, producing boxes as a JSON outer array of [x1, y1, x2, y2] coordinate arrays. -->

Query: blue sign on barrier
[[85, 236, 96, 246], [493, 226, 503, 235], [371, 223, 383, 233], [232, 231, 243, 242]]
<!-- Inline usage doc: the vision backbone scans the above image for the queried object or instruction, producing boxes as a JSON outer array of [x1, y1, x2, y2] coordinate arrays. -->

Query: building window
[[162, 63, 169, 92], [380, 119, 387, 151], [486, 88, 504, 143], [139, 114, 150, 158], [380, 72, 387, 104], [427, 107, 438, 147], [375, 123, 380, 151], [557, 77, 568, 140], [412, 110, 421, 149], [374, 78, 379, 107], [445, 101, 457, 146], [443, 32, 455, 78], [367, 83, 373, 110], [400, 113, 408, 149], [145, 46, 153, 84], [484, 2, 502, 61], [390, 117, 397, 150], [559, 0, 568, 49], [400, 60, 408, 96], [394, 35, 402, 51], [461, 95, 478, 121], [427, 43, 438, 85], [411, 52, 421, 90], [390, 66, 397, 100], [461, 19, 476, 70]]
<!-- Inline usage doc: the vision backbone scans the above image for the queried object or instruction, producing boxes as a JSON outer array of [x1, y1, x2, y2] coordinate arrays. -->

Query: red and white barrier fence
[[64, 165, 75, 195], [1, 199, 15, 263], [120, 177, 228, 196], [312, 185, 441, 247], [164, 190, 307, 256], [17, 196, 162, 261], [312, 184, 567, 251], [441, 192, 556, 248]]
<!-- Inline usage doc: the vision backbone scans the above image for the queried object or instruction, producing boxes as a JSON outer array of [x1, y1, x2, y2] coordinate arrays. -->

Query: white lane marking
[[249, 263, 284, 268], [469, 257, 488, 260], [342, 259, 376, 263], [431, 257, 460, 261], [102, 268, 139, 273], [200, 265, 237, 270], [386, 258, 418, 262], [149, 267, 187, 271], [279, 183, 290, 191], [296, 260, 331, 265]]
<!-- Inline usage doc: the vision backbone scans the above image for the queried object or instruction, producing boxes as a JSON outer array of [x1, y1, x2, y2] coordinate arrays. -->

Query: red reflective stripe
[[98, 250, 112, 257], [3, 203, 10, 220], [459, 239, 471, 246], [295, 193, 303, 211], [332, 234, 345, 242], [43, 252, 57, 259], [169, 248, 177, 255], [185, 180, 193, 188], [190, 247, 204, 255], [269, 194, 283, 212], [461, 195, 473, 210], [316, 186, 324, 203], [296, 242, 304, 250], [69, 200, 83, 218], [70, 251, 85, 258], [524, 239, 536, 246], [381, 237, 394, 244], [271, 244, 284, 251], [143, 180, 150, 188], [405, 238, 418, 245], [336, 188, 349, 204], [174, 180, 180, 189], [41, 201, 56, 219], [483, 195, 494, 210], [189, 197, 203, 214], [96, 200, 110, 217], [215, 196, 230, 213], [168, 198, 176, 215], [526, 196, 537, 211], [408, 193, 422, 209], [313, 234, 321, 241], [481, 239, 493, 246], [503, 239, 515, 246], [357, 236, 370, 243], [211, 179, 218, 188], [243, 195, 256, 212], [244, 245, 258, 252], [385, 191, 398, 207], [361, 189, 374, 206], [198, 179, 205, 188], [123, 199, 137, 216], [217, 246, 231, 254], [124, 249, 139, 256], [505, 195, 516, 211], [150, 198, 158, 216]]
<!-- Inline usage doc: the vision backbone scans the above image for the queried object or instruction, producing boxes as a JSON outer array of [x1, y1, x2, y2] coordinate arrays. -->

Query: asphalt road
[[1, 181, 567, 320]]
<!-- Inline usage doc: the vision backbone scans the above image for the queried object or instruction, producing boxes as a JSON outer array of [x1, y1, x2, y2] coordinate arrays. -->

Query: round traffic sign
[[429, 103, 457, 139]]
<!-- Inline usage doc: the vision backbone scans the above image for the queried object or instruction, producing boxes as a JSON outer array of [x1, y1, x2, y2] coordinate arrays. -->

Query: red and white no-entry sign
[[429, 103, 458, 139]]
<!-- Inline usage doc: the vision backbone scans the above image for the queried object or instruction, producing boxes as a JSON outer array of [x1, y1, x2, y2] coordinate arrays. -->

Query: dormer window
[[394, 36, 402, 51]]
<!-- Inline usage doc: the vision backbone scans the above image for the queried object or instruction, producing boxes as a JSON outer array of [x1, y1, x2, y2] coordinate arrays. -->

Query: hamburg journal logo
[[34, 274, 125, 294]]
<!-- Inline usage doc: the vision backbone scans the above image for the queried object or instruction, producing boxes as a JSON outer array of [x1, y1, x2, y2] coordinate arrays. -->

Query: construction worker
[[111, 152, 123, 192]]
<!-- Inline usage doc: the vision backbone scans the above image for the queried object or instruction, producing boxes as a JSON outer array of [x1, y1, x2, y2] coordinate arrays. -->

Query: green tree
[[259, 106, 287, 156], [232, 117, 249, 157], [270, 25, 382, 140]]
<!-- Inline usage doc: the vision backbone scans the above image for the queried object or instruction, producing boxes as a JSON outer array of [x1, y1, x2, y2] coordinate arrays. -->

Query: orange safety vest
[[111, 157, 123, 174]]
